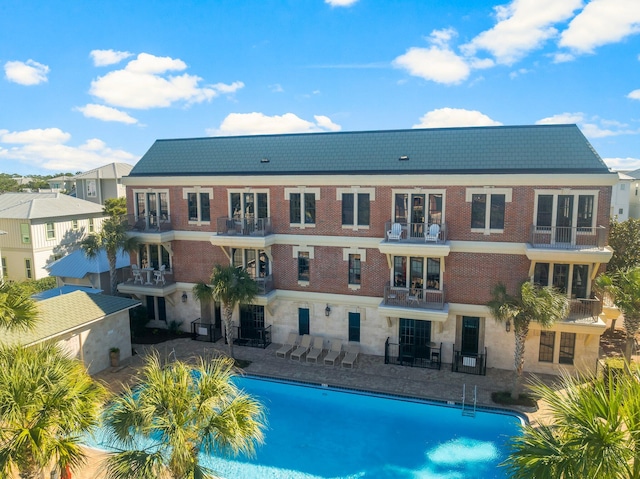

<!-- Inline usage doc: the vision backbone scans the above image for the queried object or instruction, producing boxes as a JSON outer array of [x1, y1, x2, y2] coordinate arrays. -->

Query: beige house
[[1, 290, 140, 374], [74, 162, 133, 205], [0, 192, 106, 281]]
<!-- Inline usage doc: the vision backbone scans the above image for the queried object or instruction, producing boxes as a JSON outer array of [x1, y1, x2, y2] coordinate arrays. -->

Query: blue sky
[[1, 0, 639, 176]]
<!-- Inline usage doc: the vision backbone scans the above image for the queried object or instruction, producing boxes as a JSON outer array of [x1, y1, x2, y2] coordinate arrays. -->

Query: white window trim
[[343, 247, 366, 290], [285, 187, 320, 229], [466, 187, 512, 235], [46, 222, 55, 240], [134, 188, 172, 219], [183, 187, 213, 225], [531, 262, 592, 299], [293, 245, 314, 287], [533, 189, 600, 234], [337, 187, 376, 231], [391, 188, 446, 224]]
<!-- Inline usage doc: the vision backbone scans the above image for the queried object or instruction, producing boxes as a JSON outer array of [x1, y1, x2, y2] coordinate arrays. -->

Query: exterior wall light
[[182, 292, 188, 303], [505, 319, 511, 332], [325, 304, 331, 317]]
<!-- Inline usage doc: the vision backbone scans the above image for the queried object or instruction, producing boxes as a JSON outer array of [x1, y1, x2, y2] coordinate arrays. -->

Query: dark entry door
[[399, 318, 432, 360], [556, 195, 574, 243], [461, 316, 479, 355]]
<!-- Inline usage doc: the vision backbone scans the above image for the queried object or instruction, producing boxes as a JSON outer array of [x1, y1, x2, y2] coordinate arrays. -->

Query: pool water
[[88, 377, 523, 479]]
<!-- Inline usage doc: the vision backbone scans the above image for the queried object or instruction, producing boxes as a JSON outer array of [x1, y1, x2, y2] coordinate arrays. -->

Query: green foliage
[[103, 197, 127, 219], [0, 175, 20, 193], [0, 281, 40, 331], [8, 277, 57, 295], [0, 343, 108, 478], [491, 391, 537, 408], [503, 368, 640, 479], [607, 218, 640, 273], [102, 353, 266, 479], [167, 320, 183, 335]]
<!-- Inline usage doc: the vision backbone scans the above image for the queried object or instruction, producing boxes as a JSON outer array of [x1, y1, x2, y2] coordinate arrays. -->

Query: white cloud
[[90, 49, 133, 66], [509, 68, 531, 79], [75, 104, 139, 124], [536, 112, 586, 125], [559, 0, 640, 53], [325, 0, 358, 6], [269, 83, 284, 93], [4, 60, 49, 85], [208, 112, 342, 136], [0, 128, 137, 173], [211, 81, 244, 94], [628, 89, 640, 100], [462, 0, 582, 65], [603, 156, 640, 171], [393, 45, 470, 85], [536, 112, 638, 138], [89, 53, 219, 109], [412, 108, 502, 128], [552, 52, 575, 63]]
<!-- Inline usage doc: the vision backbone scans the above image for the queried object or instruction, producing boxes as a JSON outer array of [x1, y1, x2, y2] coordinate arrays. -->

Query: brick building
[[119, 124, 615, 376]]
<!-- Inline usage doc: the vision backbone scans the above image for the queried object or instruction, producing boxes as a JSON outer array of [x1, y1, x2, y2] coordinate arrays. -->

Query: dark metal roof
[[129, 124, 609, 177]]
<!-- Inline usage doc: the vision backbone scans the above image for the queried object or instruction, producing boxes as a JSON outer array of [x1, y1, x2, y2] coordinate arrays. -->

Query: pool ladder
[[461, 384, 477, 417]]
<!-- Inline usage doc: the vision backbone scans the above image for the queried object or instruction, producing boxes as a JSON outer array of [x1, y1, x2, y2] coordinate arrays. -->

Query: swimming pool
[[90, 376, 524, 478]]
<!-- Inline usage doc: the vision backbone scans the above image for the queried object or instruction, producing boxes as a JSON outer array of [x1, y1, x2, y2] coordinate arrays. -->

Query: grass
[[491, 391, 538, 408]]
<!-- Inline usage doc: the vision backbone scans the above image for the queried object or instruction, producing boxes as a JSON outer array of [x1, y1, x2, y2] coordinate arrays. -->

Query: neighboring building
[[0, 192, 106, 281], [74, 162, 134, 205], [610, 172, 633, 222], [46, 248, 131, 295], [46, 175, 76, 193], [1, 290, 139, 374], [120, 124, 615, 376]]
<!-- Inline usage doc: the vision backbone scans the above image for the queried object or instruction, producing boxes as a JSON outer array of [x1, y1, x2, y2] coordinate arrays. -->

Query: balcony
[[253, 274, 275, 295], [565, 297, 603, 324], [383, 283, 445, 310], [117, 265, 177, 297], [215, 216, 273, 237], [529, 225, 606, 250], [384, 220, 447, 243], [127, 214, 173, 232]]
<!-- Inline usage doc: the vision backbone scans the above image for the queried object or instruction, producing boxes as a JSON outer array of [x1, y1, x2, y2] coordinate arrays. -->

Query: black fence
[[452, 347, 487, 375], [191, 319, 222, 343], [384, 338, 442, 369], [233, 325, 272, 349]]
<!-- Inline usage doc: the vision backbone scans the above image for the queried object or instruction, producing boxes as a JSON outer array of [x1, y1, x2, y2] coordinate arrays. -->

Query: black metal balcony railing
[[254, 274, 274, 295], [127, 214, 173, 232], [125, 265, 173, 286], [384, 220, 447, 243], [566, 297, 603, 323], [233, 325, 272, 349], [529, 225, 606, 250], [191, 319, 222, 343], [383, 283, 445, 310], [452, 347, 487, 375], [384, 338, 442, 369], [216, 217, 273, 237]]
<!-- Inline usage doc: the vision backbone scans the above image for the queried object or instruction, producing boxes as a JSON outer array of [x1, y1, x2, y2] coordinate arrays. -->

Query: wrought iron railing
[[191, 319, 222, 343], [529, 224, 606, 250], [452, 347, 487, 375], [384, 220, 447, 243], [254, 274, 274, 294], [233, 325, 272, 349], [127, 213, 173, 232], [384, 338, 442, 369], [567, 297, 602, 323], [383, 283, 445, 310], [216, 217, 273, 236]]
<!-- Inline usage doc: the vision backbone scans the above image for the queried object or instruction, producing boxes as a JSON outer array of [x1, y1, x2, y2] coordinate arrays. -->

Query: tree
[[503, 368, 640, 479], [607, 218, 640, 273], [192, 282, 213, 323], [487, 281, 568, 399], [200, 265, 259, 358], [81, 198, 139, 295], [102, 353, 265, 479], [0, 343, 107, 479], [0, 281, 39, 332], [595, 267, 640, 362]]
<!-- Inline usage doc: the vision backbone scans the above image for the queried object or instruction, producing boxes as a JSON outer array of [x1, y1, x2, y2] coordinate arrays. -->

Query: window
[[231, 248, 270, 279], [230, 191, 268, 220], [25, 259, 32, 279], [621, 183, 626, 190], [72, 219, 78, 230], [471, 193, 505, 230], [289, 193, 316, 225], [619, 208, 624, 215], [46, 222, 55, 239], [577, 195, 593, 230], [539, 331, 555, 362], [392, 255, 441, 290], [342, 193, 370, 226], [559, 332, 576, 365], [348, 312, 360, 342], [298, 308, 310, 335], [534, 263, 590, 299], [188, 192, 211, 222], [138, 244, 171, 270], [1, 257, 7, 278], [534, 191, 598, 232], [348, 254, 361, 285], [20, 223, 30, 244], [298, 252, 310, 282], [87, 179, 97, 197], [89, 218, 94, 233]]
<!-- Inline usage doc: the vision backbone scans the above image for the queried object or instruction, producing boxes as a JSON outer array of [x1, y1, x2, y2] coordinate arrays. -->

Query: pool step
[[461, 384, 477, 418]]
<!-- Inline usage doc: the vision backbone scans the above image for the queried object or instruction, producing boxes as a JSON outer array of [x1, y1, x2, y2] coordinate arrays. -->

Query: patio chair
[[424, 223, 440, 242], [306, 337, 325, 363], [131, 264, 144, 284], [290, 334, 313, 361], [323, 339, 343, 366], [387, 222, 403, 241], [154, 264, 166, 285], [341, 344, 360, 368], [276, 333, 300, 358]]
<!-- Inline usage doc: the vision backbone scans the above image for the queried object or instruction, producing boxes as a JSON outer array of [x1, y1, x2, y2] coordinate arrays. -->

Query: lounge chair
[[290, 334, 313, 361], [131, 264, 144, 284], [276, 333, 300, 358], [306, 337, 325, 363], [387, 222, 403, 241], [323, 339, 343, 366], [341, 344, 360, 368], [424, 223, 440, 242]]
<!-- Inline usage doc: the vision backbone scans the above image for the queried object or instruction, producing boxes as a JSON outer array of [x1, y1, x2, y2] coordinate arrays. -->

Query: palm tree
[[102, 353, 266, 479], [204, 265, 259, 358], [192, 282, 213, 324], [0, 343, 107, 479], [0, 281, 39, 331], [595, 267, 640, 362], [81, 215, 139, 296], [503, 368, 640, 479], [487, 281, 568, 399]]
